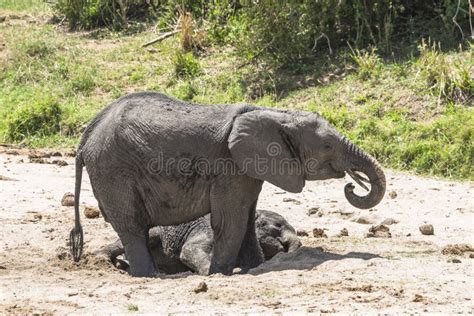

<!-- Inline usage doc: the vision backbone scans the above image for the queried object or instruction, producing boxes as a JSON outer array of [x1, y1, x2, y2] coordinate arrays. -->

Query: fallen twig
[[142, 30, 180, 47]]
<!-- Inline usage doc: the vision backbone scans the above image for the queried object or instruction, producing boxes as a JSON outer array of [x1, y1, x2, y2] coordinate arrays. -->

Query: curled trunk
[[342, 137, 386, 209]]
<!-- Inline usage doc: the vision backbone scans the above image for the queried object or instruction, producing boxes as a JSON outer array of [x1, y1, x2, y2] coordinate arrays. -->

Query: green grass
[[0, 0, 48, 12], [0, 2, 472, 180]]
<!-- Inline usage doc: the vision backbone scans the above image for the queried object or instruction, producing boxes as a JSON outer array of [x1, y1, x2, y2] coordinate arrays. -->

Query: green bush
[[53, 0, 154, 30], [415, 40, 473, 104], [351, 47, 382, 80], [173, 51, 201, 78], [6, 97, 62, 141]]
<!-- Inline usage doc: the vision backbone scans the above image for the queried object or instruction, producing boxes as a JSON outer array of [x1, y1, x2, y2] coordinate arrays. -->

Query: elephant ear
[[228, 110, 305, 193]]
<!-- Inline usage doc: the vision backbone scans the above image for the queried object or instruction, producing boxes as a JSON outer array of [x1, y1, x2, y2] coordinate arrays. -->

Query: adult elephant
[[70, 92, 386, 277]]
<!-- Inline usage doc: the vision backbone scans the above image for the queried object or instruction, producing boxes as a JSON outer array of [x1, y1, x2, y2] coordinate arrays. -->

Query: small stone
[[469, 253, 474, 259], [29, 158, 47, 164], [296, 229, 309, 237], [51, 151, 62, 157], [307, 207, 320, 216], [312, 228, 327, 238], [352, 214, 378, 224], [52, 159, 68, 167], [64, 150, 76, 157], [61, 192, 75, 206], [419, 224, 434, 235], [447, 258, 462, 263], [337, 228, 349, 237], [283, 198, 301, 205], [413, 294, 425, 302], [84, 206, 100, 219], [381, 218, 399, 225], [366, 225, 391, 238], [193, 281, 208, 293], [388, 190, 397, 199]]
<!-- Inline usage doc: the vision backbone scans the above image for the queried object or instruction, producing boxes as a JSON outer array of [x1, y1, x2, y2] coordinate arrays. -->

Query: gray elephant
[[95, 210, 301, 275], [70, 92, 386, 277]]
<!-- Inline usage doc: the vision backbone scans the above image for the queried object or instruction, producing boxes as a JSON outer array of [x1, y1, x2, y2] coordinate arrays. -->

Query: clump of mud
[[441, 244, 473, 256], [84, 206, 100, 219], [366, 225, 391, 238], [61, 192, 75, 207], [312, 228, 327, 238], [50, 247, 116, 272]]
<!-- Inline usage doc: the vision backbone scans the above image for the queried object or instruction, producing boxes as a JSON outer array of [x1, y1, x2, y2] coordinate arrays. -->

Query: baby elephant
[[95, 210, 301, 275]]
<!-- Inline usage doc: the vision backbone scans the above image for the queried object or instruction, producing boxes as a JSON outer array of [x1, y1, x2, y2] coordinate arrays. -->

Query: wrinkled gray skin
[[95, 210, 301, 275], [70, 92, 386, 277]]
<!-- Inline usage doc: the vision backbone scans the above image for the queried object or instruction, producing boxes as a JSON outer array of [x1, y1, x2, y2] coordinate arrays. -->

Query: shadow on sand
[[247, 246, 381, 275]]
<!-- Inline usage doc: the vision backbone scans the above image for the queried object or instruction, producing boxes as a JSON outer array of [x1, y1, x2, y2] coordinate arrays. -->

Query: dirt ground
[[0, 147, 473, 314]]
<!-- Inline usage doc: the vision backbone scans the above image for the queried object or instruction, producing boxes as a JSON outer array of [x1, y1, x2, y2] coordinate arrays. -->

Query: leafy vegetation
[[0, 0, 472, 180]]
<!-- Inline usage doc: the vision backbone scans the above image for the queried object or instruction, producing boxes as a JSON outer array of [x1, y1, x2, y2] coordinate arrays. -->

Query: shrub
[[416, 40, 473, 104], [53, 0, 154, 30], [173, 51, 201, 78], [6, 97, 62, 141], [350, 47, 382, 80]]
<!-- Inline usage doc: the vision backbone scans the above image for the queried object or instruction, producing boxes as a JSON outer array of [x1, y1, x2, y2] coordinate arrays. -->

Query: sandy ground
[[0, 147, 473, 314]]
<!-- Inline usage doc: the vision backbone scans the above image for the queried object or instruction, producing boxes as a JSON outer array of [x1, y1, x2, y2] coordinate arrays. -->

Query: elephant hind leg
[[118, 233, 157, 277], [94, 184, 157, 277]]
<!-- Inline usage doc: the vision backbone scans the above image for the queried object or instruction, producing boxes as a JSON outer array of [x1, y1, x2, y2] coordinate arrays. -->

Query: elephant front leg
[[237, 201, 264, 272], [209, 176, 262, 275]]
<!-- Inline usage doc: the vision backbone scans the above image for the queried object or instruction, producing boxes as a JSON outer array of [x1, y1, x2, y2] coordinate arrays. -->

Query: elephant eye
[[323, 143, 332, 150], [275, 223, 282, 228]]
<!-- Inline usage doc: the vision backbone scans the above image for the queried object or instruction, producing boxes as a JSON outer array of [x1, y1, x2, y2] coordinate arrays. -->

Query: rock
[[0, 175, 18, 181], [84, 206, 100, 219], [0, 16, 6, 23], [296, 229, 309, 237], [352, 214, 378, 225], [339, 209, 354, 216], [61, 192, 75, 206], [64, 150, 76, 157], [283, 198, 301, 205], [193, 281, 208, 293], [28, 151, 51, 159], [419, 224, 434, 235], [388, 190, 397, 199], [413, 294, 425, 302], [312, 228, 327, 238], [447, 258, 462, 263], [366, 225, 391, 238], [51, 151, 62, 157], [29, 158, 47, 164], [441, 244, 473, 256], [52, 160, 68, 167], [470, 253, 474, 259], [307, 207, 320, 216], [337, 228, 349, 237], [380, 218, 399, 225], [5, 149, 19, 155]]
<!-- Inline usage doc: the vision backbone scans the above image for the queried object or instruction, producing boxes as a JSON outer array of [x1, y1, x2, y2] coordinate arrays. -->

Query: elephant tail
[[70, 153, 84, 262]]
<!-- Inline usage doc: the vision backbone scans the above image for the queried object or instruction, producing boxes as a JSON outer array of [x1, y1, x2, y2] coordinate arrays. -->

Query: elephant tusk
[[347, 170, 370, 191]]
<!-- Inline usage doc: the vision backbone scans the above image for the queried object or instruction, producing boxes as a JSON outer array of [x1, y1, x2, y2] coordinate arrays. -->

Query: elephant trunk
[[280, 231, 302, 252], [341, 137, 386, 209]]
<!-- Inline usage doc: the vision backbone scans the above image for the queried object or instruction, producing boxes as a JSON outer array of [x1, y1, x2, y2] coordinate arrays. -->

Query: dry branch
[[142, 30, 180, 47]]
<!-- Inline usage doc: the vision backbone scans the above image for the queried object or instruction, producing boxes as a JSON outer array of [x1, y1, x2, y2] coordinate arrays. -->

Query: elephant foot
[[208, 260, 235, 276], [120, 234, 158, 278]]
